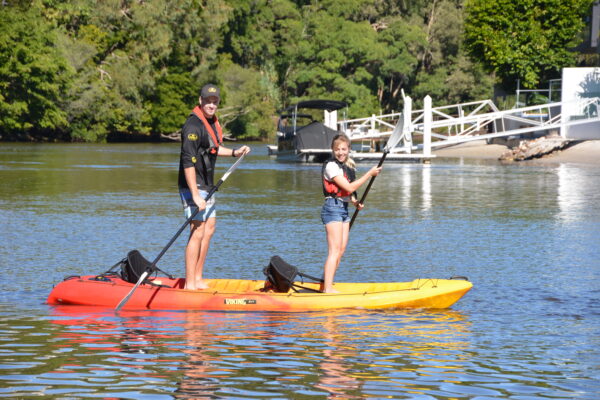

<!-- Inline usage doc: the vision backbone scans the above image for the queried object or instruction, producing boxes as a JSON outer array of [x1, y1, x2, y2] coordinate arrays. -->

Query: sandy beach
[[432, 139, 600, 166]]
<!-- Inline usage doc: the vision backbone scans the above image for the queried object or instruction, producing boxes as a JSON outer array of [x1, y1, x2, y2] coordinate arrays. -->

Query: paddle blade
[[116, 269, 149, 311], [350, 114, 403, 230], [384, 113, 405, 152]]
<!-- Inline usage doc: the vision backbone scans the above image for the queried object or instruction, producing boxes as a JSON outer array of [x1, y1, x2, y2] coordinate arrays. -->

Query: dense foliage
[[0, 0, 592, 142], [464, 0, 594, 88]]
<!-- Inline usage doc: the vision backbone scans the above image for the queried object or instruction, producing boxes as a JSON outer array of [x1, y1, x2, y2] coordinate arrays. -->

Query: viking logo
[[224, 298, 257, 305], [191, 156, 197, 163], [188, 133, 198, 141]]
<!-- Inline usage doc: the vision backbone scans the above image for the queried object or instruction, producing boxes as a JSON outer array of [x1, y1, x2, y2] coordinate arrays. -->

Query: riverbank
[[432, 139, 600, 165]]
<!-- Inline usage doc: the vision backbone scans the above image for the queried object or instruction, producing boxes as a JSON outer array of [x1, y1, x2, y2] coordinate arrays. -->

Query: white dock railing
[[339, 96, 600, 155]]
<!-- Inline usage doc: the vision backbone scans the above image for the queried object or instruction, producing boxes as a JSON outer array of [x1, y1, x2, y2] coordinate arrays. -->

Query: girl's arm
[[351, 195, 364, 210], [332, 165, 381, 194]]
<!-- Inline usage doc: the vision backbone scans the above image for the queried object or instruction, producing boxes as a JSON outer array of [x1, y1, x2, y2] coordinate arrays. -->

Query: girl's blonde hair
[[331, 134, 356, 169]]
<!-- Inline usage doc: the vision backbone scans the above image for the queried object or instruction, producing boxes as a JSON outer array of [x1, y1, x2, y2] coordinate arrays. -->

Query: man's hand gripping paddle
[[115, 153, 247, 311], [349, 114, 405, 229]]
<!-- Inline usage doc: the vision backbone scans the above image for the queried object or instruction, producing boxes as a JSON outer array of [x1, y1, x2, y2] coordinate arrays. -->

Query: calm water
[[0, 142, 598, 399]]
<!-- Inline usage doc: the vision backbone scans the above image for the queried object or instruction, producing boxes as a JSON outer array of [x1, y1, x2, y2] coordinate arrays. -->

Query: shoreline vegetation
[[3, 131, 597, 166], [2, 1, 595, 144], [0, 131, 242, 143]]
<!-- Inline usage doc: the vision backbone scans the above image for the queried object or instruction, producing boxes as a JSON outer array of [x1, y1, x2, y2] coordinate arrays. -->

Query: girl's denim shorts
[[321, 197, 350, 225], [179, 187, 216, 221]]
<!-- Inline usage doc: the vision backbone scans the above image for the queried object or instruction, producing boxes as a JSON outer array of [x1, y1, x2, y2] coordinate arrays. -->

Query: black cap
[[200, 84, 220, 99]]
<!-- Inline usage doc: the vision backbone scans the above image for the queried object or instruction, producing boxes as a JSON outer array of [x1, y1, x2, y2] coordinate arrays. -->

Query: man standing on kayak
[[178, 84, 250, 290]]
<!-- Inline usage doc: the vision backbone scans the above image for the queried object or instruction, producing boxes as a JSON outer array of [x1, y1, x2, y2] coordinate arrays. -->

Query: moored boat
[[47, 274, 472, 312], [274, 99, 348, 163]]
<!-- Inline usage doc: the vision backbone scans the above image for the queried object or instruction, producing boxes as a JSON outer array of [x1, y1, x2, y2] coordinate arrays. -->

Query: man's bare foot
[[321, 287, 340, 294]]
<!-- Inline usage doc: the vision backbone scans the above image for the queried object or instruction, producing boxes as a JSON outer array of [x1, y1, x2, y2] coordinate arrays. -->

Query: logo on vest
[[187, 133, 198, 141]]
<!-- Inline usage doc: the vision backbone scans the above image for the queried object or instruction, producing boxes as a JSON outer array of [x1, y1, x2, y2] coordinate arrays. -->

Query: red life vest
[[322, 159, 356, 198], [192, 106, 223, 154]]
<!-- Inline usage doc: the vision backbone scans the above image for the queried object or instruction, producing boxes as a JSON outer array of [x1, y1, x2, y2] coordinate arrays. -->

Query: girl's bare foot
[[196, 280, 210, 290]]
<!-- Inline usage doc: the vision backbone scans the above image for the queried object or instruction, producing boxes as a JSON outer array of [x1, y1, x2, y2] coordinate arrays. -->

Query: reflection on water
[[556, 163, 593, 222], [314, 315, 363, 398], [0, 307, 473, 399], [6, 305, 587, 399], [1, 143, 599, 398], [421, 164, 431, 212], [177, 312, 224, 398]]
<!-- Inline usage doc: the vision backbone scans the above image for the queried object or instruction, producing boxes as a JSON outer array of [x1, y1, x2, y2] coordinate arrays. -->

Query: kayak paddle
[[115, 152, 247, 311], [349, 113, 405, 229]]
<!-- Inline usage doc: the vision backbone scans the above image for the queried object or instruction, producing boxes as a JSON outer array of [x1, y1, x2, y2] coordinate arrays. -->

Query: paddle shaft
[[115, 153, 246, 311], [349, 151, 387, 230]]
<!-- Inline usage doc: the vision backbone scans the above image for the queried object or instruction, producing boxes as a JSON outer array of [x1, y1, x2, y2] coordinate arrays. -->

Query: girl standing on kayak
[[320, 134, 381, 293]]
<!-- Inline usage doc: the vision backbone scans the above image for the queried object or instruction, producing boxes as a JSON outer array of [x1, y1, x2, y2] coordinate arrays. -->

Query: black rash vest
[[177, 113, 220, 191]]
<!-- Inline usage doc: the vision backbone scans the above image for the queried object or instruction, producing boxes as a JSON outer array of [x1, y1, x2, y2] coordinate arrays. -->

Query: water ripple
[[1, 143, 599, 399]]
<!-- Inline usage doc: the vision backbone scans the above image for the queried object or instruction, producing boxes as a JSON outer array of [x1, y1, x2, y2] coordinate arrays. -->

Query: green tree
[[217, 58, 277, 140], [0, 5, 73, 140], [148, 72, 194, 135], [223, 0, 303, 107], [286, 2, 385, 117], [464, 0, 593, 88], [369, 0, 493, 110], [0, 0, 511, 142], [412, 0, 494, 105], [62, 0, 174, 140], [375, 16, 427, 110], [45, 0, 233, 141]]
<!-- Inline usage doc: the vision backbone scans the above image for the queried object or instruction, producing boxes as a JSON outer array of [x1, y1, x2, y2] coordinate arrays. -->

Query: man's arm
[[184, 166, 206, 210], [180, 122, 207, 210], [217, 145, 251, 157]]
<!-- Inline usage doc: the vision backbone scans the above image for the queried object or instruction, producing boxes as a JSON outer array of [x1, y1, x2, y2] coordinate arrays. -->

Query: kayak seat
[[119, 250, 154, 284], [263, 255, 323, 293]]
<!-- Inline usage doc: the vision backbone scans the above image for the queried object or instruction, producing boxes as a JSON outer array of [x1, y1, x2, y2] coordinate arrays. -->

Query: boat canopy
[[282, 99, 348, 113], [295, 121, 339, 150], [278, 112, 313, 120]]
